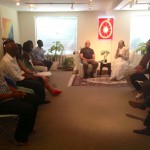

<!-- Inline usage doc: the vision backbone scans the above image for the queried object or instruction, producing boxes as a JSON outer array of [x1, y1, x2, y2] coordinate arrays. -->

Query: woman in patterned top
[[0, 70, 39, 145]]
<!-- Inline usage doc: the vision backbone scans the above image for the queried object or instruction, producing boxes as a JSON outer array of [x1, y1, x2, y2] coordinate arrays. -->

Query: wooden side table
[[99, 61, 111, 76]]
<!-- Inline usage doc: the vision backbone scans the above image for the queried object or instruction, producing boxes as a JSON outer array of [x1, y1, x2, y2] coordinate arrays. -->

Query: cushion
[[128, 50, 135, 64], [51, 61, 59, 71], [17, 86, 34, 94], [4, 77, 17, 88]]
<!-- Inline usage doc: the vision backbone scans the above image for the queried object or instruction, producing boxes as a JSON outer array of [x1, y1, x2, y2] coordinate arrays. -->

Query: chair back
[[128, 50, 135, 64]]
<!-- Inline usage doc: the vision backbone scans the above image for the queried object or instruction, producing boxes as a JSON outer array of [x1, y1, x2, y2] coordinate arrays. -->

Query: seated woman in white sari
[[110, 40, 129, 80]]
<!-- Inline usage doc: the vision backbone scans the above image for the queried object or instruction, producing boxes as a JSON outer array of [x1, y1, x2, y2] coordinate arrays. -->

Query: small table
[[99, 61, 111, 76]]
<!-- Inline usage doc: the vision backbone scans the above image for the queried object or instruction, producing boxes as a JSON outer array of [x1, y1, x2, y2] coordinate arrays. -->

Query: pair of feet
[[128, 100, 150, 136], [133, 128, 150, 136], [128, 100, 146, 110], [17, 142, 30, 146], [84, 73, 94, 78], [40, 90, 62, 104], [109, 76, 123, 81]]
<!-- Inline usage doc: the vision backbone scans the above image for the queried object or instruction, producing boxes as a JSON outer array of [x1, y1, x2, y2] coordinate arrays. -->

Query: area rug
[[71, 75, 129, 87]]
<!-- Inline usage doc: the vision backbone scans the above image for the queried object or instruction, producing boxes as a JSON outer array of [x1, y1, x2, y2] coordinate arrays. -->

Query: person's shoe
[[17, 141, 30, 146], [133, 128, 150, 136], [51, 90, 62, 96], [128, 100, 146, 110], [29, 130, 36, 135], [109, 76, 115, 81], [84, 73, 88, 78], [90, 72, 94, 78], [40, 100, 50, 104], [135, 93, 143, 99]]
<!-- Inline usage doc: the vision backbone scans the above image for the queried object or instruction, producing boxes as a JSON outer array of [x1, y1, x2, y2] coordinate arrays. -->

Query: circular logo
[[99, 19, 113, 39]]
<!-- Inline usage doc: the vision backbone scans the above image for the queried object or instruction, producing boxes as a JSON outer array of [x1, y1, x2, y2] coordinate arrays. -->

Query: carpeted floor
[[1, 71, 150, 150], [71, 75, 129, 87]]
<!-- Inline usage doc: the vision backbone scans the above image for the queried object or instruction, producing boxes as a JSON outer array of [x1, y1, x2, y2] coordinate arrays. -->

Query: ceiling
[[0, 0, 149, 12]]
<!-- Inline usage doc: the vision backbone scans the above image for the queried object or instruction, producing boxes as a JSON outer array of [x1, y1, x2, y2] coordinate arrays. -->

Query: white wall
[[18, 10, 150, 64], [0, 5, 20, 60]]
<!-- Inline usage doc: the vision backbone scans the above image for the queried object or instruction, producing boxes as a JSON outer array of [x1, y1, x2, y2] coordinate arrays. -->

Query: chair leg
[[0, 115, 19, 145], [0, 125, 18, 145]]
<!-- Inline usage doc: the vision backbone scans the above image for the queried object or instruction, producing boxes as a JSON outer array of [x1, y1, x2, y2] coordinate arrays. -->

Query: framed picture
[[98, 18, 114, 40], [2, 18, 14, 40]]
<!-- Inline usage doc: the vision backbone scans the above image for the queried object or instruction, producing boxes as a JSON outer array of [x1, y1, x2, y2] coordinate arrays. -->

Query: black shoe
[[128, 100, 146, 110], [90, 72, 94, 78], [133, 128, 150, 136], [40, 100, 50, 105], [84, 73, 88, 78]]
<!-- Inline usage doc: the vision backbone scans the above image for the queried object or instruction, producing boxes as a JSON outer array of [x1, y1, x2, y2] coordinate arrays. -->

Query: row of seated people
[[126, 39, 150, 136], [0, 39, 62, 145], [26, 40, 52, 72]]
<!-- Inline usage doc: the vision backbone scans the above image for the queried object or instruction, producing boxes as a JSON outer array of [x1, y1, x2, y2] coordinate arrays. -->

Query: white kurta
[[110, 46, 129, 80]]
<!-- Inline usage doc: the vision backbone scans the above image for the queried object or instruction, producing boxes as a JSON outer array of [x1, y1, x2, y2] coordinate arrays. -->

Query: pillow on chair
[[128, 50, 135, 64], [4, 76, 34, 94], [4, 77, 17, 88]]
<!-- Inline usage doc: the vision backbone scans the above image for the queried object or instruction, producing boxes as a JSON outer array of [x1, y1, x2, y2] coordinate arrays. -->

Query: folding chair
[[0, 114, 19, 144]]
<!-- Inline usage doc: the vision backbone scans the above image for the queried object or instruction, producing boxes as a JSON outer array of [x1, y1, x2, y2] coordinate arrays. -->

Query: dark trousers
[[0, 94, 39, 142], [16, 77, 45, 103], [130, 73, 148, 92], [140, 80, 150, 127], [81, 60, 98, 76], [43, 60, 53, 70], [142, 80, 150, 100], [144, 111, 150, 128]]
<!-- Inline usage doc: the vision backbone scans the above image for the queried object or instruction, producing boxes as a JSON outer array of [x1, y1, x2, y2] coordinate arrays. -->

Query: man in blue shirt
[[32, 40, 53, 70]]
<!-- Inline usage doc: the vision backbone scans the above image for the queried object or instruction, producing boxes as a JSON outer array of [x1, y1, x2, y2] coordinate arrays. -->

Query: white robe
[[110, 46, 129, 80]]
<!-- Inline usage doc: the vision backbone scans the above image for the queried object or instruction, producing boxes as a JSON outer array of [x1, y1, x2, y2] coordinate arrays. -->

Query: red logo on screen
[[98, 18, 113, 39]]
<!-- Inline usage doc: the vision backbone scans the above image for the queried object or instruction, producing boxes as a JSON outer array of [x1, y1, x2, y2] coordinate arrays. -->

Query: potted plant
[[48, 41, 64, 61], [136, 42, 147, 55], [47, 41, 64, 70], [100, 50, 110, 63], [63, 57, 74, 71]]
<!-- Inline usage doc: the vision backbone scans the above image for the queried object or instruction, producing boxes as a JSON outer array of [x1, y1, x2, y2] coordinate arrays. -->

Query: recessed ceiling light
[[16, 2, 20, 6]]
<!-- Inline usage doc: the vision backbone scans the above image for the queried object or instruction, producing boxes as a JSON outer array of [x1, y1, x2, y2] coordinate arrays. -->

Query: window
[[130, 15, 150, 50], [35, 16, 77, 54]]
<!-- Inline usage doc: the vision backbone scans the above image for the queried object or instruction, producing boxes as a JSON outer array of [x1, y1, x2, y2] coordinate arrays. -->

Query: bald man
[[80, 40, 98, 78]]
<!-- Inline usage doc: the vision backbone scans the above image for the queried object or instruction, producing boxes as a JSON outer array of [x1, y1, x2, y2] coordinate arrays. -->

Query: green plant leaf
[[135, 42, 147, 55], [48, 41, 64, 58]]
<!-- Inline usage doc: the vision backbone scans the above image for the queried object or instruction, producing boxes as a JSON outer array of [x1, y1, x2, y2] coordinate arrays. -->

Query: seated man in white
[[110, 40, 129, 80], [80, 40, 98, 78]]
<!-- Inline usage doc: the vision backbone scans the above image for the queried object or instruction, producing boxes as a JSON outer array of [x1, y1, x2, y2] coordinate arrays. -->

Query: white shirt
[[0, 53, 25, 81]]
